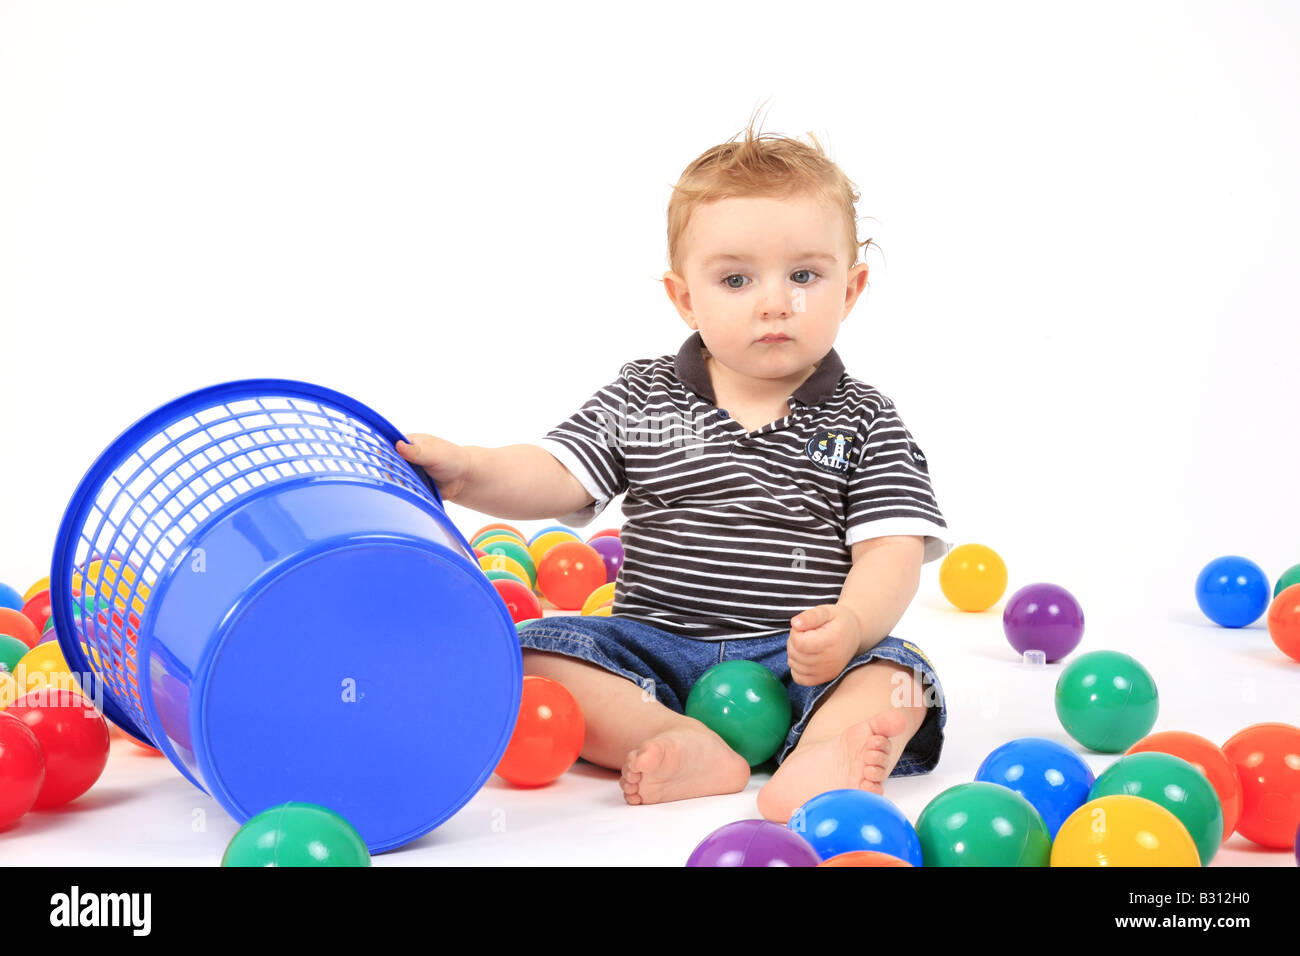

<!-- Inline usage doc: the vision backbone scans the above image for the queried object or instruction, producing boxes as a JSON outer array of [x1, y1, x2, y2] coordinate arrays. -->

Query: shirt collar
[[674, 330, 845, 407]]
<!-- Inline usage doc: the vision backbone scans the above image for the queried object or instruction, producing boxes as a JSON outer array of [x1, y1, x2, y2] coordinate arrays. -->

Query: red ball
[[0, 711, 46, 828], [21, 590, 53, 636], [1221, 722, 1300, 849], [494, 676, 585, 787], [5, 690, 110, 809], [536, 541, 607, 611], [492, 577, 543, 624], [587, 528, 621, 540], [1267, 584, 1300, 663]]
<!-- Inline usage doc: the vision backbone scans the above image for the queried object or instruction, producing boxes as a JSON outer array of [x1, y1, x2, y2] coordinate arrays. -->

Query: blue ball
[[974, 737, 1095, 838], [1195, 555, 1270, 628], [788, 788, 923, 865], [0, 582, 23, 612]]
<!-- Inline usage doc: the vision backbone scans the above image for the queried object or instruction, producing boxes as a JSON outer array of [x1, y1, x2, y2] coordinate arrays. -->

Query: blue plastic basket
[[50, 379, 522, 853]]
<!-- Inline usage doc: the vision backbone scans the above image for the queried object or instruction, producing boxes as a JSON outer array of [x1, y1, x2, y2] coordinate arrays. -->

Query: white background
[[1, 1, 1296, 866]]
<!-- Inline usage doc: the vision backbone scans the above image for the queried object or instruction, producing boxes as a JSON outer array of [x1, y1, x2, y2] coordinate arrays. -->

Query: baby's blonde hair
[[666, 108, 876, 277]]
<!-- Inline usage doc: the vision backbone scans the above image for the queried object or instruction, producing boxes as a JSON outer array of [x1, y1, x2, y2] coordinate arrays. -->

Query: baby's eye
[[791, 269, 819, 284], [722, 274, 748, 290]]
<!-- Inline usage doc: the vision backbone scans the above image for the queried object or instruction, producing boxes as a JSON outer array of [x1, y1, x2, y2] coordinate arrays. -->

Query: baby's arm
[[397, 435, 594, 520], [787, 536, 925, 685]]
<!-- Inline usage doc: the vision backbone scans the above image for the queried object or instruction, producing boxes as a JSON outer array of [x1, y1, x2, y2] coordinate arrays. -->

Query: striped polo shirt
[[533, 330, 951, 639]]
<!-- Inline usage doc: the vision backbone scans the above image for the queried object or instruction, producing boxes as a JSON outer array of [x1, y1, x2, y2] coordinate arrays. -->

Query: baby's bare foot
[[755, 709, 910, 824], [620, 724, 750, 806]]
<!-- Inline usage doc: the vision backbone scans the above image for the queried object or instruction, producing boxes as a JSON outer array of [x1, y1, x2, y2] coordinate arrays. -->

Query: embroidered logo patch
[[805, 430, 856, 475]]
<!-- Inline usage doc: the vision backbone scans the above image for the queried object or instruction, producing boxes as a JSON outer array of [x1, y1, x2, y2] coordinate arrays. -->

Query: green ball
[[685, 660, 791, 766], [916, 781, 1052, 866], [221, 802, 371, 867], [1274, 563, 1300, 599], [1055, 650, 1159, 753], [479, 540, 538, 587], [1089, 752, 1222, 865], [0, 634, 30, 673]]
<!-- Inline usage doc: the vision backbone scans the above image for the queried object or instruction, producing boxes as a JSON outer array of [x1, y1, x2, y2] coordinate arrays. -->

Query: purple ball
[[1002, 582, 1084, 663], [586, 535, 625, 585], [686, 819, 821, 867]]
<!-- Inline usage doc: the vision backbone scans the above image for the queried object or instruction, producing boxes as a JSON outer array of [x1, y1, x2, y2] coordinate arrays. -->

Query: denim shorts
[[516, 614, 946, 775]]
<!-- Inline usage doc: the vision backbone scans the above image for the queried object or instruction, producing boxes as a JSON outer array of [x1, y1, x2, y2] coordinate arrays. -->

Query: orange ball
[[818, 850, 912, 867], [536, 541, 607, 611], [1221, 722, 1300, 848], [0, 607, 39, 650], [1267, 584, 1300, 663], [494, 676, 585, 787], [1127, 730, 1243, 842]]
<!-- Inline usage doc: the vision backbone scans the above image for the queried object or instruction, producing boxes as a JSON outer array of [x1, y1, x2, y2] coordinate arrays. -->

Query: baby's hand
[[395, 433, 472, 500], [787, 604, 864, 686]]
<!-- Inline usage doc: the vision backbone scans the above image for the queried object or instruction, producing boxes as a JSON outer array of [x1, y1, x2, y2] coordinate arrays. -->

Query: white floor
[[5, 565, 1297, 867]]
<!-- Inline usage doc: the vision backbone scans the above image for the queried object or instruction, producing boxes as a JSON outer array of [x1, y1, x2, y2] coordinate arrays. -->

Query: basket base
[[194, 540, 521, 853]]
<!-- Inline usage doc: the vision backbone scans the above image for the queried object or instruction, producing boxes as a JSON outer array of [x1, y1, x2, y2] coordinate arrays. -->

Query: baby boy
[[397, 124, 951, 823]]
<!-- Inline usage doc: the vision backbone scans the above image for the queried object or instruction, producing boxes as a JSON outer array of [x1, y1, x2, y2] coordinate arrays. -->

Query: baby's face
[[665, 192, 869, 390]]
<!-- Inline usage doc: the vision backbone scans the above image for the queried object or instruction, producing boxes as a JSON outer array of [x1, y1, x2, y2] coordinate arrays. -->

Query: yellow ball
[[13, 641, 81, 696], [23, 576, 51, 602], [581, 582, 617, 616], [527, 530, 582, 571], [1051, 795, 1201, 867], [590, 605, 613, 617], [938, 543, 1008, 612]]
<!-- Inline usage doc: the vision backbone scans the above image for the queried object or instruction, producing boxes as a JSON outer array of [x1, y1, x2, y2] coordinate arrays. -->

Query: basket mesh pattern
[[63, 392, 432, 738]]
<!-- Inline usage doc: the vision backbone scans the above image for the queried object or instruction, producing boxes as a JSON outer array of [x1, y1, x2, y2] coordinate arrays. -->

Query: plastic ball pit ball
[[4, 690, 109, 809], [20, 591, 52, 636], [1220, 722, 1300, 849], [528, 529, 583, 569], [222, 802, 371, 866], [788, 788, 923, 865], [818, 850, 912, 867], [687, 819, 821, 866], [491, 577, 543, 624], [685, 660, 791, 766], [1266, 584, 1300, 663], [1127, 731, 1243, 843], [586, 535, 625, 583], [0, 711, 45, 828], [1195, 555, 1270, 628], [0, 608, 39, 651], [974, 737, 1095, 838], [0, 634, 29, 674], [915, 781, 1052, 866], [1275, 563, 1300, 599], [1001, 583, 1084, 663], [1089, 751, 1224, 865], [1055, 650, 1158, 752], [0, 582, 22, 612], [938, 543, 1008, 612], [536, 541, 608, 610], [494, 676, 585, 787], [479, 539, 537, 588], [1051, 794, 1201, 866]]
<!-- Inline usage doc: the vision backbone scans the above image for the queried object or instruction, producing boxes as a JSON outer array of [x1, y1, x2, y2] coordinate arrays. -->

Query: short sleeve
[[531, 364, 633, 528], [845, 399, 952, 563]]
